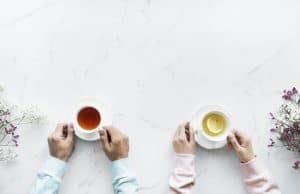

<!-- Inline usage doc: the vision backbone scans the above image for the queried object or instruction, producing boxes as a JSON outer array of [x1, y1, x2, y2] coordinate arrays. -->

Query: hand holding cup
[[227, 130, 255, 163]]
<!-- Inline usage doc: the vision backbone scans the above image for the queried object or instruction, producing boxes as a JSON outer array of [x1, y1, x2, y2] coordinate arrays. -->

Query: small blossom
[[13, 134, 19, 139], [269, 112, 275, 119], [293, 161, 300, 169], [268, 138, 275, 147], [270, 128, 277, 132], [292, 87, 298, 94]]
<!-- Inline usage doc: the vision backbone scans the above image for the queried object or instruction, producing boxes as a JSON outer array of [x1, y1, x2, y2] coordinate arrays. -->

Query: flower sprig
[[0, 86, 44, 162], [269, 87, 300, 170]]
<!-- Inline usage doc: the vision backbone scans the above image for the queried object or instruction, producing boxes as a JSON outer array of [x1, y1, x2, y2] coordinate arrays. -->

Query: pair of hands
[[48, 123, 128, 162], [173, 122, 255, 163], [48, 122, 255, 163]]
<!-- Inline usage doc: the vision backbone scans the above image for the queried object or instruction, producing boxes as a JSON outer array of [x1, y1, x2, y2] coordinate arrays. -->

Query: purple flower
[[270, 128, 276, 132], [268, 138, 275, 147], [269, 112, 275, 120], [293, 161, 300, 169], [292, 87, 298, 94], [282, 88, 298, 100], [13, 134, 19, 139]]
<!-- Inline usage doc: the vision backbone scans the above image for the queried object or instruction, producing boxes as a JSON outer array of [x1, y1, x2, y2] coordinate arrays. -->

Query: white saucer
[[75, 128, 101, 141], [72, 98, 112, 141], [190, 105, 231, 149]]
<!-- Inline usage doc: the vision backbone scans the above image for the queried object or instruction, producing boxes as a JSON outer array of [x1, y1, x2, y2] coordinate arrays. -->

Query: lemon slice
[[203, 113, 226, 136]]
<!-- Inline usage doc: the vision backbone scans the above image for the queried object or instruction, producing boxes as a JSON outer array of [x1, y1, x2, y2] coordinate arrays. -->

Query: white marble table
[[1, 0, 300, 193]]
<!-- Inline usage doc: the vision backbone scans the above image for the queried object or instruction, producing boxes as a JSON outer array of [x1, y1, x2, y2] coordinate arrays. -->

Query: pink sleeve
[[240, 158, 281, 194], [169, 154, 196, 194]]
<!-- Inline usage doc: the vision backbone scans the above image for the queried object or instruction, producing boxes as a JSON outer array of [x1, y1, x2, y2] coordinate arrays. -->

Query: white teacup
[[190, 105, 232, 149], [72, 99, 112, 141]]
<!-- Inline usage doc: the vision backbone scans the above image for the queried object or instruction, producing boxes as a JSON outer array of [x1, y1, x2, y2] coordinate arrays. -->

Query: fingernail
[[102, 125, 107, 129], [99, 130, 105, 135]]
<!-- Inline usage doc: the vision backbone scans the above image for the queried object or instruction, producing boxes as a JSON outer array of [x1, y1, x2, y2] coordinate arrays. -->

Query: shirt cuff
[[174, 154, 196, 173], [40, 156, 67, 180], [240, 157, 265, 179], [111, 158, 130, 180]]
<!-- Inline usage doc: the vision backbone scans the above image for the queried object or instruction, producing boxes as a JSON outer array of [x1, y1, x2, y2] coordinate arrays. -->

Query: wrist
[[175, 150, 195, 155], [51, 153, 69, 162], [240, 154, 255, 163], [176, 153, 195, 157], [110, 153, 128, 161], [111, 155, 128, 161]]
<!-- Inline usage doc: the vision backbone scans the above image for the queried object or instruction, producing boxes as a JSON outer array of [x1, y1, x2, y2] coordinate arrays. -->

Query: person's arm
[[227, 130, 281, 194], [30, 156, 67, 194], [111, 158, 139, 194], [99, 126, 139, 194], [30, 123, 75, 194], [241, 158, 281, 194], [169, 123, 196, 194], [169, 154, 196, 194]]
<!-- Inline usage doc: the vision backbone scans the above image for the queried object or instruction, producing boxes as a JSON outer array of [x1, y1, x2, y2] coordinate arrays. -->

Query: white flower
[[0, 147, 17, 162], [20, 106, 46, 123]]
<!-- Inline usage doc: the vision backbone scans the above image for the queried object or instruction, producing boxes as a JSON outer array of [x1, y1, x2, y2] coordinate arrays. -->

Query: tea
[[77, 107, 101, 130], [202, 113, 226, 137]]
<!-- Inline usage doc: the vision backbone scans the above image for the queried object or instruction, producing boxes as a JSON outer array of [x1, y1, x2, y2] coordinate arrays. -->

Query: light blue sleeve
[[30, 156, 67, 194], [111, 158, 139, 194]]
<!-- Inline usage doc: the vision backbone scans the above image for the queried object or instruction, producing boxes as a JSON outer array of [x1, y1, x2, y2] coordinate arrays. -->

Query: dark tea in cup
[[77, 106, 101, 130]]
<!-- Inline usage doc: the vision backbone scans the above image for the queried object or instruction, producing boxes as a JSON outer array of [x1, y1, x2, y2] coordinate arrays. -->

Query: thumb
[[99, 129, 110, 151], [66, 124, 75, 142], [228, 133, 242, 151]]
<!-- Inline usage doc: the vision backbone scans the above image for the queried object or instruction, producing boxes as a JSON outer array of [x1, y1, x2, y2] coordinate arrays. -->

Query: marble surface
[[1, 0, 300, 193]]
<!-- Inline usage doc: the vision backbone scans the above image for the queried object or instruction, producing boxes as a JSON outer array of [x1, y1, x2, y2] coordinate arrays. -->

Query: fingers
[[184, 122, 196, 144], [51, 123, 68, 140], [174, 122, 194, 142], [174, 123, 183, 139], [227, 136, 233, 149], [102, 126, 123, 139], [66, 124, 75, 142], [178, 123, 187, 140], [53, 123, 67, 134], [184, 123, 190, 141], [227, 133, 242, 151], [99, 129, 111, 151], [102, 125, 128, 147], [188, 125, 196, 143], [233, 129, 250, 145]]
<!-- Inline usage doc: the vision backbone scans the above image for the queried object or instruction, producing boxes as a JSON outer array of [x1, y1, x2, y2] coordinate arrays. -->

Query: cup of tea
[[190, 105, 232, 149], [72, 99, 112, 141]]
